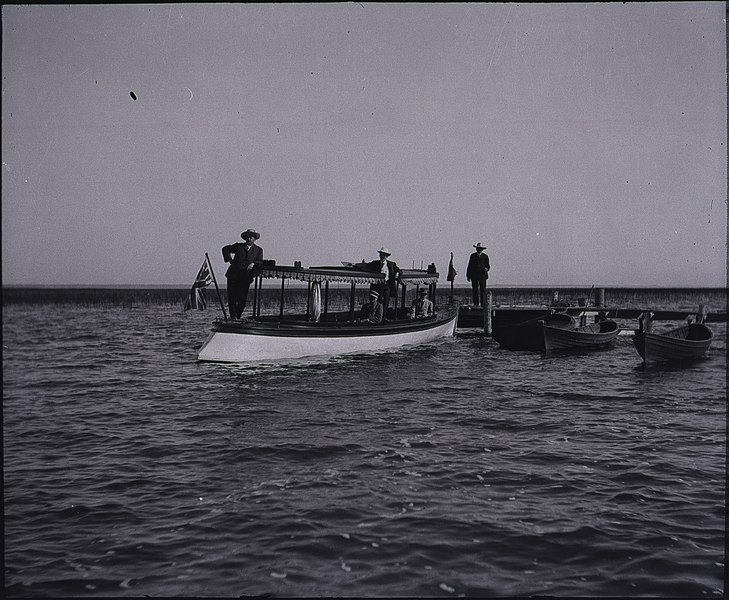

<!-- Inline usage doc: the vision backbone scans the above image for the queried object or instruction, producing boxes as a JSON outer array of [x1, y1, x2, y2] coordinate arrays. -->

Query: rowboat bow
[[632, 312, 714, 365]]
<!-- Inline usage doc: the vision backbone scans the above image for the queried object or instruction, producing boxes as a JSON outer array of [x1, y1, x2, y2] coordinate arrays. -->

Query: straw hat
[[378, 247, 391, 256]]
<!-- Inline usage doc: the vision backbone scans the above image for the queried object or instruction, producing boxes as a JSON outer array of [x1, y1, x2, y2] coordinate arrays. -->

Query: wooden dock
[[457, 305, 727, 329]]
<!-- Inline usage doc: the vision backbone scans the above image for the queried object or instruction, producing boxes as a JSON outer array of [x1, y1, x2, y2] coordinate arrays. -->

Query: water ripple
[[3, 303, 725, 597]]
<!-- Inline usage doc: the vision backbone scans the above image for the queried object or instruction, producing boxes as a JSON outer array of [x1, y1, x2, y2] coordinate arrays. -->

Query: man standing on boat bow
[[222, 229, 263, 319], [367, 247, 402, 317]]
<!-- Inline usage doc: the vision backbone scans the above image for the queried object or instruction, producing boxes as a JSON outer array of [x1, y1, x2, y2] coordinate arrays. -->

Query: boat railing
[[243, 262, 443, 324], [213, 304, 457, 331]]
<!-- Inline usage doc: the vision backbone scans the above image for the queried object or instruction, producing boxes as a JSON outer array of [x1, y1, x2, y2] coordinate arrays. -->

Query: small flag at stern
[[447, 252, 457, 282], [183, 260, 213, 310]]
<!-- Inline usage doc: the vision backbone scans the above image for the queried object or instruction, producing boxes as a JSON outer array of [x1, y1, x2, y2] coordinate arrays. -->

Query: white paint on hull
[[197, 315, 458, 363]]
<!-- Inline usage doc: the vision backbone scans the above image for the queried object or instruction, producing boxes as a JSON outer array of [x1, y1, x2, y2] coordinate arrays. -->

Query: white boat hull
[[197, 312, 458, 363]]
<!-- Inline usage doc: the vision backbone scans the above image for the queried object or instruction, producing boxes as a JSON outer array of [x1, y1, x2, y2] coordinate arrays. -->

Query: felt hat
[[418, 288, 428, 295], [473, 242, 486, 249], [378, 247, 391, 256], [241, 229, 260, 240]]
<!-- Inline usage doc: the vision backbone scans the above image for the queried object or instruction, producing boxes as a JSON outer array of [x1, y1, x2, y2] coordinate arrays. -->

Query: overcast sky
[[2, 3, 726, 287]]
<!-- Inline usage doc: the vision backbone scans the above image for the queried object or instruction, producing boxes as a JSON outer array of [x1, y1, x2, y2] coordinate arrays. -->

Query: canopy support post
[[279, 277, 286, 318], [257, 276, 263, 318], [306, 281, 312, 320], [349, 282, 356, 322], [252, 275, 258, 319]]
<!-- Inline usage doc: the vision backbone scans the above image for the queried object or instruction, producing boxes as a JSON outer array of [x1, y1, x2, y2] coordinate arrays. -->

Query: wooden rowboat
[[197, 262, 457, 363], [492, 312, 576, 351], [542, 319, 620, 353], [632, 316, 714, 365]]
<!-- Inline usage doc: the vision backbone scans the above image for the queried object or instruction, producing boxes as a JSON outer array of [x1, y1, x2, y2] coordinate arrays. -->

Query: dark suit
[[222, 242, 263, 318], [367, 259, 401, 313], [359, 300, 384, 324], [466, 251, 490, 307]]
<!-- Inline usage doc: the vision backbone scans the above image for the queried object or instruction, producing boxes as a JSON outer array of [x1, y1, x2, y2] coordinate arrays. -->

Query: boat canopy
[[257, 264, 439, 285]]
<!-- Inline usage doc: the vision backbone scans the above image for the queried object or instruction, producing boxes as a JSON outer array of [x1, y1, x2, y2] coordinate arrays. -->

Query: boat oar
[[579, 285, 595, 325]]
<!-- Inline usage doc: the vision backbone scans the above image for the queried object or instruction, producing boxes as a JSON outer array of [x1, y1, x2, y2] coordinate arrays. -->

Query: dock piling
[[697, 304, 707, 323], [484, 291, 492, 336]]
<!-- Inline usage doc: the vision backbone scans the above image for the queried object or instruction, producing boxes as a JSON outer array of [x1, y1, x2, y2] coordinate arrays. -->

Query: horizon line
[[2, 284, 726, 290]]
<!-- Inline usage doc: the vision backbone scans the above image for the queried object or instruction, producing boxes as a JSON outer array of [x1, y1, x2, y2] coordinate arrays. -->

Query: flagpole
[[449, 252, 454, 303], [205, 252, 229, 323], [447, 251, 457, 304]]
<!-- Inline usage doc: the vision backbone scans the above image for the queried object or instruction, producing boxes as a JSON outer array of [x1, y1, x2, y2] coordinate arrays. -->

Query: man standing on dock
[[466, 242, 490, 307], [222, 229, 263, 319]]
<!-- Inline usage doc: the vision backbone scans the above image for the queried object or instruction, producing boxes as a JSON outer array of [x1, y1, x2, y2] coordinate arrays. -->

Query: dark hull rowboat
[[492, 312, 576, 351], [543, 319, 620, 353], [632, 322, 713, 365]]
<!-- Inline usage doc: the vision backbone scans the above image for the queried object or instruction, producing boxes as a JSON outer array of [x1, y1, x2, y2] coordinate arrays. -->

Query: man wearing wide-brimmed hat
[[359, 288, 384, 324], [222, 229, 263, 319], [366, 247, 402, 317], [466, 242, 490, 307]]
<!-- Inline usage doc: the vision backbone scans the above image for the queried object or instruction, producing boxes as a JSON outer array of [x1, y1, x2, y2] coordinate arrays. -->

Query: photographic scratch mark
[[185, 86, 193, 101], [538, 11, 549, 47], [485, 4, 513, 79], [160, 6, 172, 63]]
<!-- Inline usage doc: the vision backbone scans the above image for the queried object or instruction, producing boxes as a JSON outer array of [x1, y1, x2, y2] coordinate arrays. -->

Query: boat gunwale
[[543, 319, 620, 339], [632, 322, 714, 363], [211, 306, 459, 338], [634, 322, 714, 344], [542, 319, 621, 352]]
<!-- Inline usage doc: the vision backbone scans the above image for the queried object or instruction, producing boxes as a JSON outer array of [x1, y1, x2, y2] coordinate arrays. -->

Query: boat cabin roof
[[258, 263, 439, 285]]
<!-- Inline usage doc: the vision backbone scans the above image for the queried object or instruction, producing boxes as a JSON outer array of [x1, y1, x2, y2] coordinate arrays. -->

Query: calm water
[[3, 301, 726, 598]]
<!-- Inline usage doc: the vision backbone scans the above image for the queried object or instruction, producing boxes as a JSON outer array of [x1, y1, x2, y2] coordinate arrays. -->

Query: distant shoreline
[[2, 284, 725, 291], [4, 286, 725, 314]]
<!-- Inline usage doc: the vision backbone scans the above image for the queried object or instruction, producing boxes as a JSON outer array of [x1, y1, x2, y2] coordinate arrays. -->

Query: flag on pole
[[447, 252, 457, 282], [183, 259, 213, 310]]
